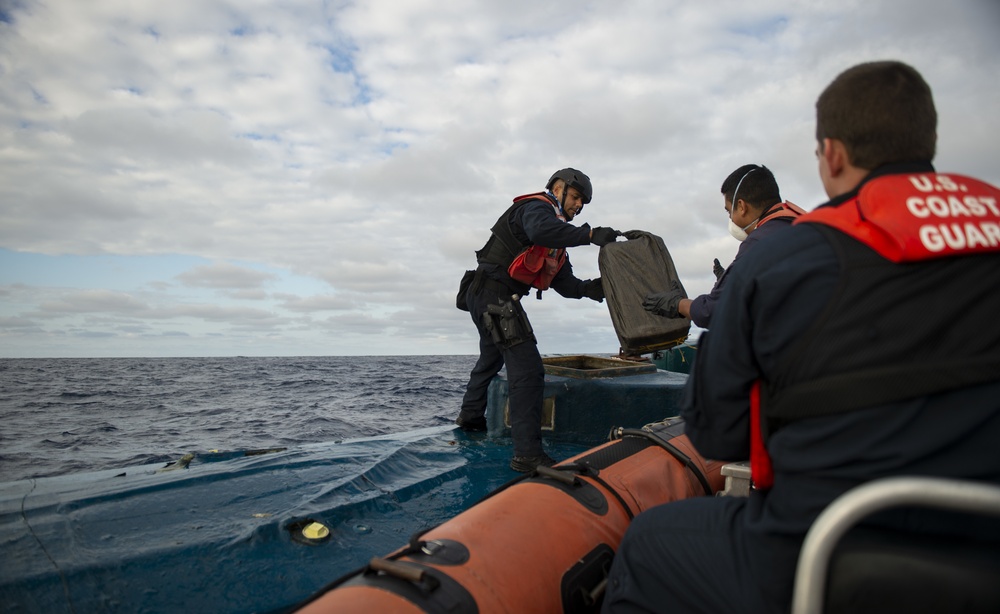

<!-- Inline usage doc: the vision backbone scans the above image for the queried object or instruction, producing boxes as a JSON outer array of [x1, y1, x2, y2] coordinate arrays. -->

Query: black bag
[[599, 230, 690, 354], [456, 270, 476, 311]]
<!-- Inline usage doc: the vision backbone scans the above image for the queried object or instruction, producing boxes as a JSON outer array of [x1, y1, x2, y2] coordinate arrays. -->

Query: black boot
[[455, 415, 487, 432], [509, 453, 556, 472]]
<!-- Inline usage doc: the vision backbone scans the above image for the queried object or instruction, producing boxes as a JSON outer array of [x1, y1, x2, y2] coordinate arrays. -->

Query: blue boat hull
[[3, 426, 601, 613]]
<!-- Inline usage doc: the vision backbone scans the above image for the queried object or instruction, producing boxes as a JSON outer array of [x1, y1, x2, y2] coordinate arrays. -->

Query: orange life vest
[[507, 245, 567, 290], [756, 200, 806, 228], [799, 173, 1000, 262], [504, 193, 567, 290], [476, 192, 570, 293], [750, 172, 1000, 489]]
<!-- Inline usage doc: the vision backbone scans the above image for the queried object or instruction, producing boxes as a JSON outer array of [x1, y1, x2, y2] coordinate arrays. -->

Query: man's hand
[[584, 278, 605, 302], [642, 281, 684, 318], [590, 227, 621, 247], [713, 258, 725, 281]]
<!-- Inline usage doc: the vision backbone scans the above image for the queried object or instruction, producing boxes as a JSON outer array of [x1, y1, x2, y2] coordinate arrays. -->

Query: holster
[[482, 295, 535, 350]]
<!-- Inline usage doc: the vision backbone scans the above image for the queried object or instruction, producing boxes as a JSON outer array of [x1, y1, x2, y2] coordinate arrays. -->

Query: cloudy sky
[[1, 1, 998, 358]]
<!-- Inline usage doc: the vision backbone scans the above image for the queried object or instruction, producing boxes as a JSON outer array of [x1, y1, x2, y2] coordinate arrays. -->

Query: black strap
[[614, 429, 714, 496], [471, 268, 515, 298], [768, 361, 1000, 423]]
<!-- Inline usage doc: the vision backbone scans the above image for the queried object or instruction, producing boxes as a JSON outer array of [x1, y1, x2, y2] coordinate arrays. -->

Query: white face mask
[[727, 168, 758, 242], [728, 216, 753, 242]]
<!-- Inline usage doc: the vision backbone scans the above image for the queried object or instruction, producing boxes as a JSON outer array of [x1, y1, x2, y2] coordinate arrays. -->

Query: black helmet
[[546, 168, 592, 204]]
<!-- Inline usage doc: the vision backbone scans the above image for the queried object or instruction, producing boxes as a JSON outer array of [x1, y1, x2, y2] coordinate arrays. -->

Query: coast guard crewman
[[602, 60, 1000, 613], [455, 168, 620, 472], [642, 164, 804, 327]]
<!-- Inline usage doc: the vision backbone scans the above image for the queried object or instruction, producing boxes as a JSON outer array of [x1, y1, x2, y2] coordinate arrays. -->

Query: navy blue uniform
[[687, 215, 795, 328], [459, 197, 591, 457], [603, 163, 1000, 613]]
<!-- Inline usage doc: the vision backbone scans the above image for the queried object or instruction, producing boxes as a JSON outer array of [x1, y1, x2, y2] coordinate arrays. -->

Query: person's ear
[[823, 138, 848, 177]]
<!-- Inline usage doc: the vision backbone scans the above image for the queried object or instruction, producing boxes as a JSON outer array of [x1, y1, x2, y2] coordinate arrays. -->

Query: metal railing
[[791, 476, 1000, 614]]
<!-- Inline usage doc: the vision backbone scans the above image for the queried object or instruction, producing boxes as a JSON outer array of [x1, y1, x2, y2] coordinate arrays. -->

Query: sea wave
[[0, 355, 477, 482]]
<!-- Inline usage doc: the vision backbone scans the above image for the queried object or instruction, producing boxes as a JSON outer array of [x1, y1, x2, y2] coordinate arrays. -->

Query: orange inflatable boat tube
[[296, 419, 725, 613]]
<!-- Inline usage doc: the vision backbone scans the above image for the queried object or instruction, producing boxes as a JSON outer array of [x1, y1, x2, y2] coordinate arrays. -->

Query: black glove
[[590, 227, 621, 247], [642, 281, 684, 318], [584, 278, 605, 302], [713, 258, 725, 281]]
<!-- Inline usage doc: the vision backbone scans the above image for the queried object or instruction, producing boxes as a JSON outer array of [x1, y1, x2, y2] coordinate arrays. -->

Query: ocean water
[[0, 355, 476, 483]]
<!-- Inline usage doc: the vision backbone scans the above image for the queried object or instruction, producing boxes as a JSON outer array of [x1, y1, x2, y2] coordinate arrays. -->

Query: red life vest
[[505, 193, 568, 291], [756, 201, 806, 228], [749, 172, 1000, 489], [797, 173, 1000, 261]]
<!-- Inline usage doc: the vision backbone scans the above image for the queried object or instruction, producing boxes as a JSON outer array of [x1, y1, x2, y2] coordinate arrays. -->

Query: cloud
[[36, 289, 150, 315], [278, 294, 356, 313], [0, 0, 998, 357], [175, 262, 277, 289], [0, 315, 41, 329]]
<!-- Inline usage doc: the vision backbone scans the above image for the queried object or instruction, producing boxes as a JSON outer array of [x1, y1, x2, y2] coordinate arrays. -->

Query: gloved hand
[[584, 278, 605, 302], [642, 281, 684, 318], [590, 227, 621, 247], [713, 258, 725, 281]]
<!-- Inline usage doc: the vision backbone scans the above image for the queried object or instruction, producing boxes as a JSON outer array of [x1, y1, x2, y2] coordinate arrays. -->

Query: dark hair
[[816, 61, 936, 169], [720, 164, 781, 210]]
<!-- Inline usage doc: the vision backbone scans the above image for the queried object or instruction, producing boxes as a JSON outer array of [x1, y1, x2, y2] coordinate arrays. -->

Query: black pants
[[458, 283, 545, 458], [601, 495, 802, 614]]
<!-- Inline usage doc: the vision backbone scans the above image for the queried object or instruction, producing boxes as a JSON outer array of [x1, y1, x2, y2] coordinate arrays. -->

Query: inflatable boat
[[294, 418, 724, 613]]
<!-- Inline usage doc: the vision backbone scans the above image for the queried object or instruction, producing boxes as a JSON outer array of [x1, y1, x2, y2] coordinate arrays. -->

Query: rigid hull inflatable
[[296, 419, 725, 613]]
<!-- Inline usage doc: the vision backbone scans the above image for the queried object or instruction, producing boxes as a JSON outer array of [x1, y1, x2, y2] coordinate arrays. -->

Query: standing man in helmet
[[456, 168, 621, 472], [642, 164, 804, 328]]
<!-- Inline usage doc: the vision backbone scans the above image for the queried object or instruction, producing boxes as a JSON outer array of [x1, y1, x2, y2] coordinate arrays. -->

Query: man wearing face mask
[[642, 164, 804, 328], [603, 59, 1000, 614]]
